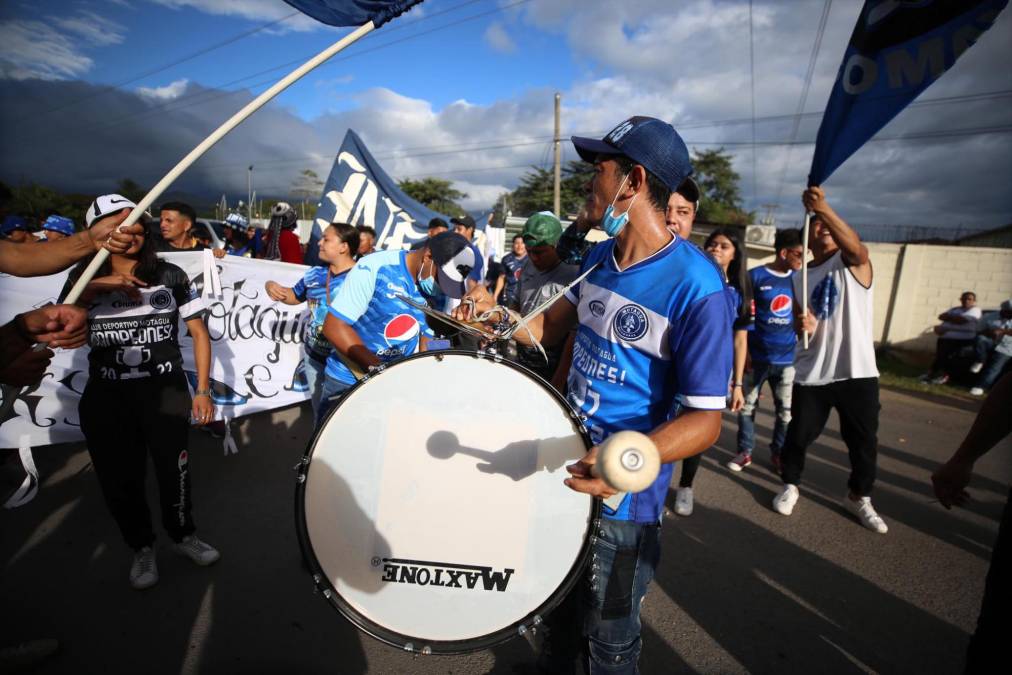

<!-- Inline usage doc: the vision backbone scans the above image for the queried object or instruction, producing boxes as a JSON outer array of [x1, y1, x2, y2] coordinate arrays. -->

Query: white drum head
[[296, 351, 595, 654]]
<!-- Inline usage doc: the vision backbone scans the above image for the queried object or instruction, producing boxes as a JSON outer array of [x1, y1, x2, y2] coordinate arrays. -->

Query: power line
[[187, 89, 1012, 172], [748, 0, 757, 206], [773, 0, 833, 205], [45, 0, 529, 141]]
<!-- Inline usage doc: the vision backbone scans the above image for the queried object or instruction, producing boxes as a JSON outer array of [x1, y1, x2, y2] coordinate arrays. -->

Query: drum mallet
[[590, 431, 661, 494]]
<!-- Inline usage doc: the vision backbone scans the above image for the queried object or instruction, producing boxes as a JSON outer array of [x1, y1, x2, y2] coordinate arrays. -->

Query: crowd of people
[[1, 114, 1006, 674]]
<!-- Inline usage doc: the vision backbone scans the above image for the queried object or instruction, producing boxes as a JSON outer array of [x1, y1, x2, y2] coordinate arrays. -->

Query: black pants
[[780, 377, 880, 496], [966, 490, 1011, 673], [931, 338, 972, 375], [678, 453, 701, 488], [79, 372, 196, 550]]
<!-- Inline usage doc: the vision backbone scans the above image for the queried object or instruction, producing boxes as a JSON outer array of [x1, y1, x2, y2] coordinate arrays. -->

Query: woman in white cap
[[62, 193, 221, 590]]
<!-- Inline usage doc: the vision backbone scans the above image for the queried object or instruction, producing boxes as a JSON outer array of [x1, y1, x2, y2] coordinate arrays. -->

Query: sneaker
[[726, 452, 752, 472], [773, 484, 799, 516], [969, 362, 984, 374], [770, 453, 783, 476], [969, 387, 985, 396], [928, 374, 949, 385], [174, 535, 220, 566], [674, 487, 693, 516], [130, 547, 158, 590], [843, 494, 888, 534]]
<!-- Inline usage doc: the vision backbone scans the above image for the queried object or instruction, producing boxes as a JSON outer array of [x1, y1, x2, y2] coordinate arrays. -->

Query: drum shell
[[295, 350, 599, 655]]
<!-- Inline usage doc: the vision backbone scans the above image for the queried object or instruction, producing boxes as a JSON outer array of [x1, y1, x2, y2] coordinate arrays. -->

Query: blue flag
[[304, 130, 462, 264], [283, 0, 423, 28], [809, 0, 1007, 186]]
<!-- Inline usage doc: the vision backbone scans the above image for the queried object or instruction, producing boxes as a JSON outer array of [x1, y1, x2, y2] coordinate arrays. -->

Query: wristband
[[732, 383, 743, 388], [194, 388, 212, 398]]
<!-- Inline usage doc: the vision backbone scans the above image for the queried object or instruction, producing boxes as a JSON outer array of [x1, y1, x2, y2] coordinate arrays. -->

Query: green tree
[[116, 178, 147, 203], [691, 148, 753, 225], [510, 160, 593, 218], [397, 177, 468, 217]]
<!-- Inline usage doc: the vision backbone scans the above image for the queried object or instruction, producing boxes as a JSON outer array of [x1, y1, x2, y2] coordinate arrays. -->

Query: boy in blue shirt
[[728, 228, 805, 472], [320, 231, 475, 420], [456, 117, 733, 674]]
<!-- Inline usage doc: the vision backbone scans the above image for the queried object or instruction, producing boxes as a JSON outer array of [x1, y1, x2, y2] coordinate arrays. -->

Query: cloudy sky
[[1, 0, 1010, 236]]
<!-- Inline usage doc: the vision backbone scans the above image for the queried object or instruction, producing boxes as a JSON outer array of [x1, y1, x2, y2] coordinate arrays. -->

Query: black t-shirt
[[62, 261, 205, 380]]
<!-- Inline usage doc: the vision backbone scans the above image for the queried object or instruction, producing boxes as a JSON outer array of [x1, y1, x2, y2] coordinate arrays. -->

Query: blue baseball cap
[[42, 215, 75, 236], [572, 116, 693, 190], [2, 215, 27, 235]]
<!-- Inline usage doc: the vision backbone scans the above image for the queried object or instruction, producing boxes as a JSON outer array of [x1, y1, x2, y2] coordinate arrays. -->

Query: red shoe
[[726, 452, 752, 472]]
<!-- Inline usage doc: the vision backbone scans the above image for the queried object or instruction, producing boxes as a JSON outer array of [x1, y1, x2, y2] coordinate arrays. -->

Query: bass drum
[[296, 350, 597, 655]]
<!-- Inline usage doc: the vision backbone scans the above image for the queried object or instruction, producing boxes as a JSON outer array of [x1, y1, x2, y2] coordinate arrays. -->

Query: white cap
[[85, 194, 139, 227]]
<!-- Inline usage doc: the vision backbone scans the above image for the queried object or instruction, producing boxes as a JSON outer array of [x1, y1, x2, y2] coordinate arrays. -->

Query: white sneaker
[[843, 494, 888, 534], [174, 535, 221, 566], [969, 362, 984, 374], [674, 487, 693, 516], [773, 484, 799, 515], [129, 547, 158, 590], [969, 387, 985, 396]]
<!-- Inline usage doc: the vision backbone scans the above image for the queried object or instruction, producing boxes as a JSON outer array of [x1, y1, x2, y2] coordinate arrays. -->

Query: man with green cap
[[512, 211, 578, 379]]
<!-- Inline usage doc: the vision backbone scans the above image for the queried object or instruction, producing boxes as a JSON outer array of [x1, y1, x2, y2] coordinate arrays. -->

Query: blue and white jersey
[[293, 266, 349, 365], [748, 265, 796, 365], [327, 249, 434, 384], [565, 236, 734, 524]]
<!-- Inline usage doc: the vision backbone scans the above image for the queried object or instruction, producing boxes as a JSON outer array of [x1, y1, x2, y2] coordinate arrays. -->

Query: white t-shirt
[[937, 305, 982, 341], [793, 251, 879, 385]]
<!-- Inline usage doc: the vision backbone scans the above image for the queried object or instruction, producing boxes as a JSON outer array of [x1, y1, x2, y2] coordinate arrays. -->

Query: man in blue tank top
[[727, 228, 804, 473], [455, 116, 733, 674]]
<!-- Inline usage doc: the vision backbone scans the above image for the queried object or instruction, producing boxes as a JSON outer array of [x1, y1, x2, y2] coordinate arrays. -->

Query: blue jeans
[[316, 375, 353, 424], [303, 355, 326, 425], [540, 518, 662, 674], [973, 336, 1012, 390], [737, 362, 794, 456]]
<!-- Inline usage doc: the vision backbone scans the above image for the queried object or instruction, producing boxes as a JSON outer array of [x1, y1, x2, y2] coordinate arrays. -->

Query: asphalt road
[[2, 385, 1008, 674]]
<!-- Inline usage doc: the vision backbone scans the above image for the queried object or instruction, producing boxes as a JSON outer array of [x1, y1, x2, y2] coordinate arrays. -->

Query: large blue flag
[[809, 0, 1007, 186], [283, 0, 423, 28], [304, 130, 462, 264]]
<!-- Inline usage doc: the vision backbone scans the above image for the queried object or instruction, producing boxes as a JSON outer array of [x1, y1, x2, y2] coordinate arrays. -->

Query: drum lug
[[476, 348, 503, 363]]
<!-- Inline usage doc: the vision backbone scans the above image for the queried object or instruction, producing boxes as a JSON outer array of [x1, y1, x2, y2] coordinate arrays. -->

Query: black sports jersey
[[64, 261, 204, 381]]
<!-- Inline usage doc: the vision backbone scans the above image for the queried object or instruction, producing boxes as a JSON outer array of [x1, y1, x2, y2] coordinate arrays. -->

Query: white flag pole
[[61, 21, 376, 305], [801, 211, 811, 349]]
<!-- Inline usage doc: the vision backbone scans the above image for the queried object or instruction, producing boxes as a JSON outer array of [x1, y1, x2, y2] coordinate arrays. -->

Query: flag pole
[[61, 21, 376, 306], [801, 210, 811, 349], [1, 21, 377, 429]]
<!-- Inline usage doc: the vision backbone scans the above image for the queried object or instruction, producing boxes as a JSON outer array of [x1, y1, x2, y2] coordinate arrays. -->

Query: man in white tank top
[[771, 186, 888, 534]]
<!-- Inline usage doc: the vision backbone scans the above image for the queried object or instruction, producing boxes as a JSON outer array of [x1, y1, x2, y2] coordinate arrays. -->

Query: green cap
[[522, 211, 562, 248]]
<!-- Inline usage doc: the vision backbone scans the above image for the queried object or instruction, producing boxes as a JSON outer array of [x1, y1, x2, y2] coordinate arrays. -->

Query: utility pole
[[247, 165, 254, 222], [760, 203, 780, 227], [553, 92, 561, 218]]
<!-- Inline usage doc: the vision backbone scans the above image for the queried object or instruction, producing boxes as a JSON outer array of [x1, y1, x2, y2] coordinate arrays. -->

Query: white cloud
[[0, 20, 95, 80], [484, 22, 515, 53], [0, 0, 1009, 233], [0, 9, 125, 81], [52, 10, 126, 47], [137, 78, 190, 101], [148, 0, 328, 33]]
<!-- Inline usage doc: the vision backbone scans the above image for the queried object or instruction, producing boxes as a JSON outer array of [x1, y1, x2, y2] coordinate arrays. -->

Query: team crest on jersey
[[150, 289, 173, 310], [589, 300, 605, 317], [614, 304, 648, 341]]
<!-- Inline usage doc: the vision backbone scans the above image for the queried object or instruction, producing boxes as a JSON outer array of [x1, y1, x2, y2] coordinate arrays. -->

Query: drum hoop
[[294, 349, 600, 655]]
